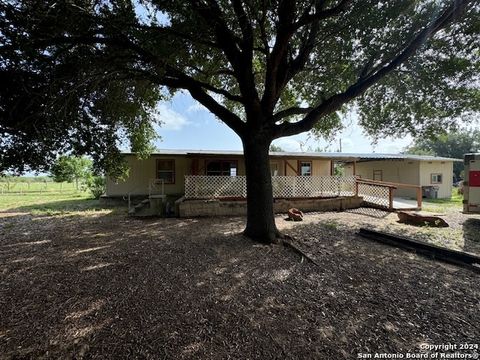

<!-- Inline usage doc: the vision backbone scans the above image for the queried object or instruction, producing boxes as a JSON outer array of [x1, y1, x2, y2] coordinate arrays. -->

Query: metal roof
[[122, 149, 462, 162]]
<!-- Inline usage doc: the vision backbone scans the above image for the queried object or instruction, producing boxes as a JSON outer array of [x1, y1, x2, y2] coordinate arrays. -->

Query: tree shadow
[[0, 211, 295, 358], [0, 198, 124, 216], [345, 207, 390, 219], [463, 218, 480, 255]]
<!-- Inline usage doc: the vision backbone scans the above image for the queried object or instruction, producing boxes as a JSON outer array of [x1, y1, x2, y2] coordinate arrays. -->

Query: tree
[[1, 1, 479, 243], [269, 144, 285, 152], [405, 129, 480, 180], [50, 156, 92, 190]]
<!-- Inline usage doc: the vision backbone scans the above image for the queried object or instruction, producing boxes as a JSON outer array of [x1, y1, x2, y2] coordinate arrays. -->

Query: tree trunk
[[242, 137, 282, 243]]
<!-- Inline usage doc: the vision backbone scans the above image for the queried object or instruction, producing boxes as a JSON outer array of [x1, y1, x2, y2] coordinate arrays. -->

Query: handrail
[[149, 178, 164, 196], [355, 177, 422, 210], [355, 177, 420, 189]]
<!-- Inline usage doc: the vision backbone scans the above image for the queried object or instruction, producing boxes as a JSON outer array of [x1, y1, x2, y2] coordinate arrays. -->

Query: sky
[[151, 91, 414, 154]]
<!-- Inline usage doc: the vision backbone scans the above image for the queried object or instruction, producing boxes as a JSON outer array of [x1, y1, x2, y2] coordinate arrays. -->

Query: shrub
[[86, 176, 106, 199]]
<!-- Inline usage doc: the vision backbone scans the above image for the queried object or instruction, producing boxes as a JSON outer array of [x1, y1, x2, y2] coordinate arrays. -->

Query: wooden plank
[[356, 178, 420, 189], [286, 160, 299, 175], [388, 188, 393, 210], [358, 228, 480, 272], [416, 187, 422, 209]]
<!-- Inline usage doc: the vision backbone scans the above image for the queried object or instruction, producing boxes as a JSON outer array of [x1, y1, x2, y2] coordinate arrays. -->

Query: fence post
[[416, 187, 422, 210], [388, 188, 394, 210]]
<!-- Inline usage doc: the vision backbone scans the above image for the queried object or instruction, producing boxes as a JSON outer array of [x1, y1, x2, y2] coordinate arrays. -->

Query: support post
[[416, 187, 422, 210], [388, 187, 394, 210]]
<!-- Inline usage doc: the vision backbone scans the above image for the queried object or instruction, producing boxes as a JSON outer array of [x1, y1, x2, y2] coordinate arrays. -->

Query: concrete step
[[129, 198, 150, 215]]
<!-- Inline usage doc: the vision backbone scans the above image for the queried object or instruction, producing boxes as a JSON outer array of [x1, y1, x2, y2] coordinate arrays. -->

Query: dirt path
[[0, 210, 479, 359]]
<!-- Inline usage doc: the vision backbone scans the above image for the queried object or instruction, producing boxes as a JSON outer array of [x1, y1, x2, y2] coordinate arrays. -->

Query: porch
[[176, 175, 423, 217]]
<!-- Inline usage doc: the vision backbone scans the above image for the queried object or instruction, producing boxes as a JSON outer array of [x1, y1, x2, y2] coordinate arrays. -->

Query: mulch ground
[[0, 210, 479, 359]]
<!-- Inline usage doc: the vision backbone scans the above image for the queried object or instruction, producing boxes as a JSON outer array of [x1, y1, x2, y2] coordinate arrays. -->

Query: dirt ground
[[0, 208, 479, 359]]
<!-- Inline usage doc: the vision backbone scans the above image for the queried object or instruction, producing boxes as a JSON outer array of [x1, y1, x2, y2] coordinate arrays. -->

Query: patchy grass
[[321, 220, 339, 230], [0, 192, 117, 215], [421, 190, 463, 213]]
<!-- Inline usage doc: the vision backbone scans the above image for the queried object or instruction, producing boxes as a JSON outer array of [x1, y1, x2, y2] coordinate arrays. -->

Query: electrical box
[[463, 153, 480, 213]]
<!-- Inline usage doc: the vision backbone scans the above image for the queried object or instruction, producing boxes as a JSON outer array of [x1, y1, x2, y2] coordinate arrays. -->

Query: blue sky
[[152, 91, 414, 154]]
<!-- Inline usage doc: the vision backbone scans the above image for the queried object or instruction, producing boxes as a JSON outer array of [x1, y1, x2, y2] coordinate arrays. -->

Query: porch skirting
[[177, 196, 363, 218]]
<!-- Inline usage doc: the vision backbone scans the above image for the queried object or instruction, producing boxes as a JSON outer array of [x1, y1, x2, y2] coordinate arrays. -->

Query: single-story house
[[105, 150, 460, 200], [343, 154, 461, 198]]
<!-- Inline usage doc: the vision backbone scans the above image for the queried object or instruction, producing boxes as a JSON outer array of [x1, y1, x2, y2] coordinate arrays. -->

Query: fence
[[184, 175, 357, 199], [356, 180, 393, 209], [0, 181, 77, 195], [356, 178, 422, 210]]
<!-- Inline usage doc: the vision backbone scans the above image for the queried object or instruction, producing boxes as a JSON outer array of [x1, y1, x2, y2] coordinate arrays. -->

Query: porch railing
[[356, 178, 422, 210], [184, 175, 357, 199]]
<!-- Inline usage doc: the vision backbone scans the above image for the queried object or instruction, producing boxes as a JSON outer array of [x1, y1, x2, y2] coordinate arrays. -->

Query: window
[[156, 159, 175, 184], [300, 161, 312, 176], [373, 170, 383, 181], [431, 173, 442, 184], [206, 160, 238, 176]]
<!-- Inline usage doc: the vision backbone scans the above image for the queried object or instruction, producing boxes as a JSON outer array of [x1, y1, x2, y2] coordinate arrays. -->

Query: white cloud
[[186, 101, 208, 113], [273, 138, 303, 152], [340, 138, 355, 152], [156, 103, 190, 131]]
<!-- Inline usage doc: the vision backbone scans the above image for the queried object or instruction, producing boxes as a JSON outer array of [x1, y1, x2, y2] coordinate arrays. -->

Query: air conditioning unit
[[463, 153, 480, 213]]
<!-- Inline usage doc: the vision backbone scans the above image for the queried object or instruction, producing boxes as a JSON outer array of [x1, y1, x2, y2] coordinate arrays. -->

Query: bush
[[86, 176, 106, 199]]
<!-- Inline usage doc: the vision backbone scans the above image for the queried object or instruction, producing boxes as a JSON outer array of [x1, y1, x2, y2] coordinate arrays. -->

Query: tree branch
[[261, 0, 297, 113], [293, 0, 353, 30], [273, 106, 314, 121], [191, 0, 260, 108], [231, 0, 254, 49], [182, 81, 246, 136], [274, 0, 471, 138]]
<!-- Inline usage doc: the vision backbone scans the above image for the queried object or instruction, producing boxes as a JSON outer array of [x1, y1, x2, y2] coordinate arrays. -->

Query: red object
[[469, 171, 480, 187]]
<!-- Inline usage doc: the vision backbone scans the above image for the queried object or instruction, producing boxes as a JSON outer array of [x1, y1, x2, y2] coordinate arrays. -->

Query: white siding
[[106, 155, 189, 196], [419, 161, 453, 198]]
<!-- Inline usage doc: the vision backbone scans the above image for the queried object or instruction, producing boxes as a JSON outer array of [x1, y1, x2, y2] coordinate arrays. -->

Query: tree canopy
[[1, 1, 479, 173], [405, 128, 480, 179], [1, 0, 479, 241], [50, 155, 92, 188]]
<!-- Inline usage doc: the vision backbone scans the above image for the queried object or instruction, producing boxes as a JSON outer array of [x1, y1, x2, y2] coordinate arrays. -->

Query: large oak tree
[[1, 0, 479, 242]]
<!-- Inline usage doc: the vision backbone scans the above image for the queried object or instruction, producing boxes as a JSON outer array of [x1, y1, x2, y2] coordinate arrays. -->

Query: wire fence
[[0, 181, 78, 195]]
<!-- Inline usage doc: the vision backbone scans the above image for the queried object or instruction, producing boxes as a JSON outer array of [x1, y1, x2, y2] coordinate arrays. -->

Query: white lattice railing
[[356, 181, 392, 209], [184, 175, 357, 199], [355, 178, 422, 210]]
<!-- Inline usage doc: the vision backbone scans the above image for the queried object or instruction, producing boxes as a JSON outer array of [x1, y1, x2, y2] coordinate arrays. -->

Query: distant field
[[0, 180, 77, 194], [0, 192, 99, 213], [0, 177, 110, 214]]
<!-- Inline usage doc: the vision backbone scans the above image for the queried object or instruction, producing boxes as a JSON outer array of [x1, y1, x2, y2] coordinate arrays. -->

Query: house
[[342, 154, 461, 199], [105, 150, 460, 200], [105, 149, 339, 198]]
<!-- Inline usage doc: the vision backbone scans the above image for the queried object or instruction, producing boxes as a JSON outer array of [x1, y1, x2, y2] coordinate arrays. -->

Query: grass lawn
[[421, 189, 463, 213], [0, 192, 113, 215]]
